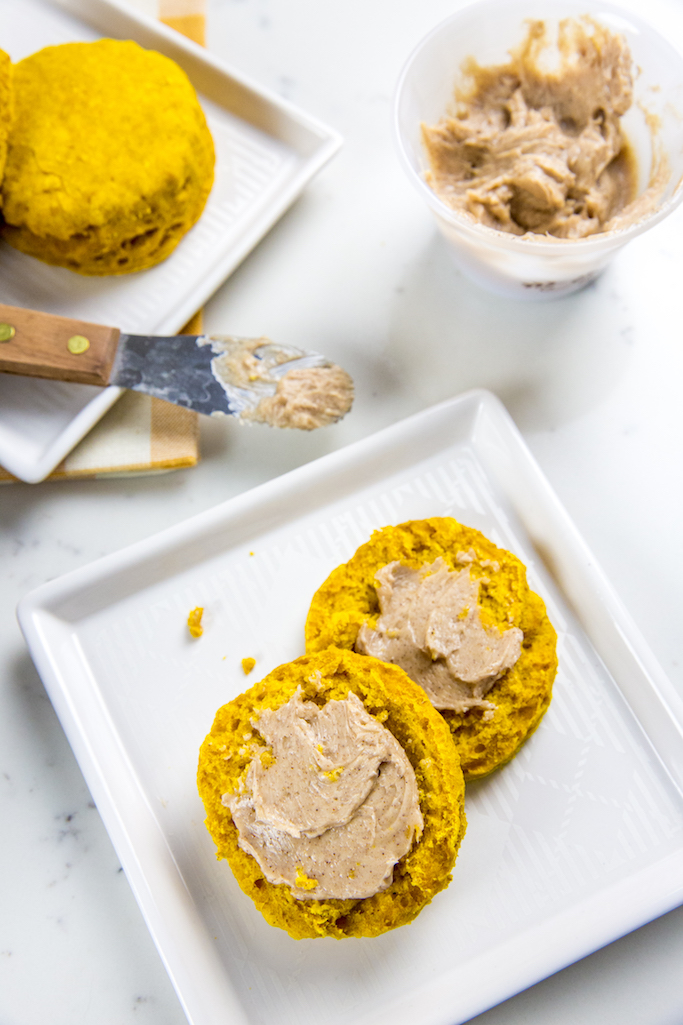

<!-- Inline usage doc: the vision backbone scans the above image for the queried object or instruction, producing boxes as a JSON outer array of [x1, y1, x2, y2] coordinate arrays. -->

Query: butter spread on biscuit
[[223, 689, 423, 900], [355, 557, 523, 713], [421, 17, 666, 239]]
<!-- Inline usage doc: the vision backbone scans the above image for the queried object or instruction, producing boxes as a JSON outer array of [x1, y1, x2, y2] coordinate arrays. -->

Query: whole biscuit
[[197, 647, 466, 939], [1, 39, 215, 275], [305, 518, 558, 780]]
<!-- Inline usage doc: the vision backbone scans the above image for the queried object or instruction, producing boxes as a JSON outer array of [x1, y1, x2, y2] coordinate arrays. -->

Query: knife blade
[[0, 304, 354, 427]]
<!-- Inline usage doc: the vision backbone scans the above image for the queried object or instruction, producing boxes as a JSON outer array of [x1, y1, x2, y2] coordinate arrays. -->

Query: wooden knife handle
[[0, 304, 120, 387]]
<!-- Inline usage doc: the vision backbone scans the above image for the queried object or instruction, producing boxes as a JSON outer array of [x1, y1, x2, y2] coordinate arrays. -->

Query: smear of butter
[[356, 557, 522, 713], [223, 688, 422, 899], [198, 336, 353, 429]]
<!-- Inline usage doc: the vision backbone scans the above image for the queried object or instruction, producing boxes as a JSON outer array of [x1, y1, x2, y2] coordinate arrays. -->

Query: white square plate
[[0, 0, 341, 483], [17, 391, 683, 1025]]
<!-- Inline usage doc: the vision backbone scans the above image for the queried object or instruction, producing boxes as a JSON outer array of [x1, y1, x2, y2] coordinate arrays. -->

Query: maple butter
[[356, 556, 522, 714], [422, 17, 644, 238], [224, 688, 423, 900], [209, 337, 354, 430]]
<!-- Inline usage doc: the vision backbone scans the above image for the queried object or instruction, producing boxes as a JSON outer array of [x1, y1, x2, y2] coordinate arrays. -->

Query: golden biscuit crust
[[197, 647, 466, 939], [0, 50, 13, 188], [1, 39, 214, 275], [305, 519, 558, 780]]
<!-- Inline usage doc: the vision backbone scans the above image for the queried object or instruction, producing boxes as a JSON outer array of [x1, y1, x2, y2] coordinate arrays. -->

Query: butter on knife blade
[[0, 304, 353, 429]]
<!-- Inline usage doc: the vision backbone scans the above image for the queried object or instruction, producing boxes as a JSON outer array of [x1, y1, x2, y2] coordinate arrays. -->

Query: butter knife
[[0, 303, 353, 428]]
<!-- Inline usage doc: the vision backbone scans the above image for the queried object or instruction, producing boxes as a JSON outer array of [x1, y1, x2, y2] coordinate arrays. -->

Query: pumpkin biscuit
[[0, 39, 214, 275], [305, 518, 557, 781], [197, 647, 466, 939]]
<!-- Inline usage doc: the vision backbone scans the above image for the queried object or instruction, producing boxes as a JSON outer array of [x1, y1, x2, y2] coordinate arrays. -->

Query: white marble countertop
[[2, 0, 683, 1022]]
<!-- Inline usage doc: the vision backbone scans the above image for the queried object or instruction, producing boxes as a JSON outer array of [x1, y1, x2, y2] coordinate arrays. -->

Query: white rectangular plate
[[17, 391, 683, 1025], [0, 0, 341, 483]]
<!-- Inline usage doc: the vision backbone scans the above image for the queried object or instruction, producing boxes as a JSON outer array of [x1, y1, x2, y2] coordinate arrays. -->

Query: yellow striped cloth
[[160, 0, 205, 45], [0, 0, 205, 483]]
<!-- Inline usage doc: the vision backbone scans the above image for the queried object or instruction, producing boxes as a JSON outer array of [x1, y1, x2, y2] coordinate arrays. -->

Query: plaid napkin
[[160, 0, 206, 45], [0, 0, 205, 483]]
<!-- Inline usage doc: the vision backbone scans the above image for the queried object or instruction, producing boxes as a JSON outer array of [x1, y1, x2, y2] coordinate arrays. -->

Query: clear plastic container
[[394, 0, 683, 299]]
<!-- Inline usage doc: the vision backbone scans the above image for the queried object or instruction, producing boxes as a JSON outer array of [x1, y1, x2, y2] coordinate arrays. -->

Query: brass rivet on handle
[[0, 323, 15, 342], [67, 334, 90, 355]]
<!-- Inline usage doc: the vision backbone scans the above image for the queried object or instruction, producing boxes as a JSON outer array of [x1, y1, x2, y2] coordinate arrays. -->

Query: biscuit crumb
[[295, 867, 319, 891], [187, 607, 204, 638], [259, 749, 275, 769], [241, 657, 256, 675]]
